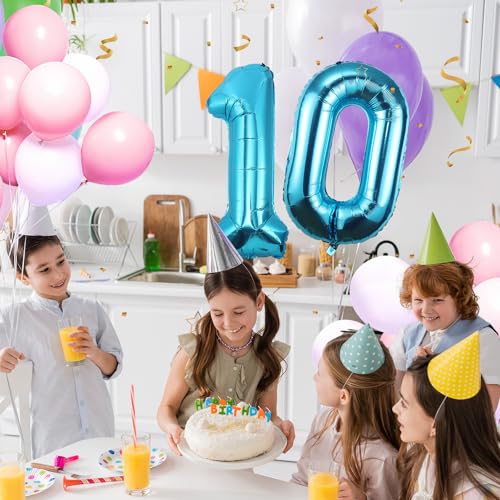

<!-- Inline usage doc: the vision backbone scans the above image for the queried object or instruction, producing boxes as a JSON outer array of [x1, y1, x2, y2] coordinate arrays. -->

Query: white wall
[[74, 87, 499, 271]]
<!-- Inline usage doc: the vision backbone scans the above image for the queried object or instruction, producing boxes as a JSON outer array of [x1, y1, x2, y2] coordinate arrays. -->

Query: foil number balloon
[[208, 64, 288, 259], [284, 62, 409, 251]]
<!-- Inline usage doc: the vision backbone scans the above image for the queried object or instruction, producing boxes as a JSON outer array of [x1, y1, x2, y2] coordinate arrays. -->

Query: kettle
[[363, 240, 400, 262]]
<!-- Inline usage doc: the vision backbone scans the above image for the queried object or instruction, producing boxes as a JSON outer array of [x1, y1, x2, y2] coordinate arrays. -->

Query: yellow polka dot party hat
[[427, 332, 480, 400]]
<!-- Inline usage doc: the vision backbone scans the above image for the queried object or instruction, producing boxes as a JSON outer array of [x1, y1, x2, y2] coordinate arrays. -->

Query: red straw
[[130, 384, 137, 447]]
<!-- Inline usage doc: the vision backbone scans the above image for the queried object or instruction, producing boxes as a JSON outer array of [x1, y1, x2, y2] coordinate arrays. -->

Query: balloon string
[[363, 6, 380, 33], [447, 136, 472, 168], [441, 56, 467, 103], [233, 34, 251, 52], [96, 34, 118, 60]]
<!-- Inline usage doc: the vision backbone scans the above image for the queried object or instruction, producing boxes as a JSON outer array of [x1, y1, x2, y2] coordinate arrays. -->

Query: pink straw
[[130, 384, 137, 447]]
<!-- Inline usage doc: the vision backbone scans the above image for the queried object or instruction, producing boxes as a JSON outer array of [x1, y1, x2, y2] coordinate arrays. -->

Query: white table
[[34, 437, 306, 499]]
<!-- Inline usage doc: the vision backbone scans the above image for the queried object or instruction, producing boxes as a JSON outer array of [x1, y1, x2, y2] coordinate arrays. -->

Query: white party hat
[[13, 193, 56, 236], [206, 215, 243, 273]]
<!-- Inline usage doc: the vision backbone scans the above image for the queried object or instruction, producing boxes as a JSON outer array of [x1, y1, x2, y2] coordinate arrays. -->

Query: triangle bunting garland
[[440, 83, 471, 126], [164, 53, 192, 94], [198, 69, 225, 109]]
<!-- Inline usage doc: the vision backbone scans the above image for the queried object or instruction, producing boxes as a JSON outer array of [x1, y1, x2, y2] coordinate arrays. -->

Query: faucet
[[178, 199, 197, 272]]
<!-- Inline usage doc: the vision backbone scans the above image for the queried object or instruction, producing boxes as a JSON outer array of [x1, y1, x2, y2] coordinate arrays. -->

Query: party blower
[[63, 475, 124, 490]]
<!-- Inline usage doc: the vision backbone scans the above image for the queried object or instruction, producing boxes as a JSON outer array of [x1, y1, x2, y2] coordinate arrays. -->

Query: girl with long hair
[[292, 327, 401, 499]]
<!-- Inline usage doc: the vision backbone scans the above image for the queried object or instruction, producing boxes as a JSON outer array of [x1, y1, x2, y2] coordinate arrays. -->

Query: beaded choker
[[216, 331, 255, 356]]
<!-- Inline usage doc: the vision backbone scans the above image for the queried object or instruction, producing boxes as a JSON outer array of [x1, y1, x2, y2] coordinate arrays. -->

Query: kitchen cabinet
[[475, 0, 500, 157], [161, 0, 289, 154], [64, 3, 163, 149], [382, 0, 484, 87]]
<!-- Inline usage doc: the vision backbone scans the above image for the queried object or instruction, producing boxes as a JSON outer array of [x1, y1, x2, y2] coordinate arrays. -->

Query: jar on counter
[[334, 260, 349, 284], [315, 263, 332, 281], [297, 247, 317, 277]]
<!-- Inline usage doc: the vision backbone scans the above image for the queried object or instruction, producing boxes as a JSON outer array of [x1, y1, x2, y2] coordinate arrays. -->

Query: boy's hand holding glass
[[58, 317, 96, 367], [0, 348, 25, 373]]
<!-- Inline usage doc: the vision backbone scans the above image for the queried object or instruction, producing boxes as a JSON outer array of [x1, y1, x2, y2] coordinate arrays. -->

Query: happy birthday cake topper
[[194, 397, 272, 422]]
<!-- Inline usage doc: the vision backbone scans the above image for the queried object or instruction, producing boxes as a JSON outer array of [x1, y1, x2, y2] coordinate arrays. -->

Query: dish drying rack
[[57, 221, 139, 277]]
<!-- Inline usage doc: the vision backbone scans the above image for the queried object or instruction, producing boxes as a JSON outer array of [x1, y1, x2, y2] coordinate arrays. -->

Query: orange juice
[[59, 327, 86, 364], [122, 443, 150, 492], [308, 472, 339, 500], [0, 464, 25, 500]]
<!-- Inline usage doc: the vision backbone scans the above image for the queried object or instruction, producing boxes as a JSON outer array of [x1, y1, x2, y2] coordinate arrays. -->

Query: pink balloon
[[350, 256, 415, 335], [475, 278, 500, 334], [0, 57, 30, 131], [15, 134, 83, 206], [19, 62, 91, 141], [312, 319, 363, 368], [0, 123, 31, 185], [3, 5, 68, 69], [449, 221, 500, 285], [82, 112, 155, 185]]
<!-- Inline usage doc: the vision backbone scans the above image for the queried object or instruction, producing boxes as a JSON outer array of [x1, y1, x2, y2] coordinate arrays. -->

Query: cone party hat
[[206, 215, 243, 273], [340, 324, 385, 375], [13, 193, 56, 236], [418, 212, 455, 265], [427, 332, 481, 400]]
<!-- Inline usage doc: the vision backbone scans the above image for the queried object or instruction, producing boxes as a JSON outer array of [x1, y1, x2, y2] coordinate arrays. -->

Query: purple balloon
[[342, 76, 433, 178]]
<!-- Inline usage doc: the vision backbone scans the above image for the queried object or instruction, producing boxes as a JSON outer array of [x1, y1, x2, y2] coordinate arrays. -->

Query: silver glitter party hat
[[206, 215, 243, 273]]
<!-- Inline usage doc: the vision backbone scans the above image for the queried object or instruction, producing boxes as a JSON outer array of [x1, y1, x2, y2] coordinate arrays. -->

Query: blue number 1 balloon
[[284, 62, 409, 252], [207, 64, 288, 259]]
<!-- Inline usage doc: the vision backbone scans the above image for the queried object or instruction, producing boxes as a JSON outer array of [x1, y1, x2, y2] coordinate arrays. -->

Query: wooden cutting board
[[184, 214, 220, 268], [144, 195, 190, 269]]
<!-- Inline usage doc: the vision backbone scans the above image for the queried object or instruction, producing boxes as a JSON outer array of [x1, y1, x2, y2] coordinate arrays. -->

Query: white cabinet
[[382, 0, 484, 86], [475, 0, 500, 157], [161, 0, 288, 154], [65, 3, 162, 149], [100, 293, 202, 434], [276, 303, 336, 459]]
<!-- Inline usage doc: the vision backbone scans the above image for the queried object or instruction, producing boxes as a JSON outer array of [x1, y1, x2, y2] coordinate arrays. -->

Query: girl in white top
[[292, 327, 401, 499], [393, 355, 500, 499]]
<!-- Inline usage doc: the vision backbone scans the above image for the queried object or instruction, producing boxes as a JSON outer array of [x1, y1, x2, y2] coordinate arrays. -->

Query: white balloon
[[312, 319, 363, 369], [64, 53, 111, 123], [286, 0, 384, 76]]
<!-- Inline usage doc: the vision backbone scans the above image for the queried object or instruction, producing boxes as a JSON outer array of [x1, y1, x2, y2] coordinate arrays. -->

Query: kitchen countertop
[[0, 266, 351, 307]]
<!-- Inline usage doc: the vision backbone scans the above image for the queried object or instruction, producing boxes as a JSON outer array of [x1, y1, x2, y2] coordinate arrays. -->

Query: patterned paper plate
[[25, 467, 56, 497], [98, 447, 167, 473]]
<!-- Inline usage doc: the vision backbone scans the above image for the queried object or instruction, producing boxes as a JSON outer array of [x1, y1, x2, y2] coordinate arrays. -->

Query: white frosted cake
[[184, 402, 275, 461]]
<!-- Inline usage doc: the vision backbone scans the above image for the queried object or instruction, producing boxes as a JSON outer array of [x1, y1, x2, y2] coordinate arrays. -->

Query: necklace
[[216, 331, 255, 356]]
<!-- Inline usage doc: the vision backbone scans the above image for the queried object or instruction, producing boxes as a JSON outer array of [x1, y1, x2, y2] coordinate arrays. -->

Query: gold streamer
[[447, 135, 472, 167], [233, 34, 251, 52], [363, 6, 380, 32], [441, 56, 467, 102], [96, 34, 118, 61]]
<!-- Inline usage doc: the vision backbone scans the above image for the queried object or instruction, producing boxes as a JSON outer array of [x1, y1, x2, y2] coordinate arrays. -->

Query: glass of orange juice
[[308, 461, 341, 500], [122, 432, 151, 496], [58, 317, 86, 367], [0, 451, 25, 500]]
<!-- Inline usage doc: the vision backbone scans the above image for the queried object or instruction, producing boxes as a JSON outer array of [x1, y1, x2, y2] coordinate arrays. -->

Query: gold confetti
[[409, 253, 415, 259], [233, 0, 248, 12], [318, 36, 324, 41], [390, 87, 396, 93], [395, 43, 402, 49], [441, 56, 467, 103], [99, 267, 107, 273], [206, 41, 212, 47], [79, 268, 91, 279], [363, 6, 380, 32], [447, 135, 472, 168], [417, 122, 423, 128], [185, 311, 202, 334], [96, 34, 118, 61], [315, 60, 321, 66], [233, 34, 251, 52], [270, 3, 275, 9], [121, 312, 128, 317]]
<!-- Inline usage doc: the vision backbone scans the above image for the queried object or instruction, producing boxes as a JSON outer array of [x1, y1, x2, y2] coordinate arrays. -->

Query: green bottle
[[144, 230, 161, 272]]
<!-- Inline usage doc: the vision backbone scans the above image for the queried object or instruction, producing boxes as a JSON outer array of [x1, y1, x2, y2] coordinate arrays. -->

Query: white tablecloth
[[34, 437, 306, 499]]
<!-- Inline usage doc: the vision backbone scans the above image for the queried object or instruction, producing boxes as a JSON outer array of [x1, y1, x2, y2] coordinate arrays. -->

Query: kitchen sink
[[117, 269, 205, 285]]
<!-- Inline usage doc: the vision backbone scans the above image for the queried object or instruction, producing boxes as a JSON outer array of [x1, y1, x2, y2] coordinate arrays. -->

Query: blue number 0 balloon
[[208, 64, 288, 259], [284, 62, 409, 251]]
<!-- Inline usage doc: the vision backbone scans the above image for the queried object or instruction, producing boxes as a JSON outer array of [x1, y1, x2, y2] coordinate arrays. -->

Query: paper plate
[[177, 425, 287, 470], [98, 447, 167, 473], [25, 466, 56, 497]]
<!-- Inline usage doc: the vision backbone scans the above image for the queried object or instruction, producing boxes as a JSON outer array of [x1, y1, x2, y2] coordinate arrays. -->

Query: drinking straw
[[130, 384, 137, 447]]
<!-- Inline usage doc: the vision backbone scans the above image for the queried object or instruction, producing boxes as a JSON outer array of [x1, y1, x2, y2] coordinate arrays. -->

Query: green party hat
[[418, 213, 455, 265], [339, 324, 385, 375]]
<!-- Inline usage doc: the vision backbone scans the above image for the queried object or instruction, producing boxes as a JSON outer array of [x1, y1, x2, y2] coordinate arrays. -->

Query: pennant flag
[[418, 212, 455, 265], [198, 69, 225, 109], [164, 54, 192, 94], [440, 83, 471, 126], [492, 75, 500, 88]]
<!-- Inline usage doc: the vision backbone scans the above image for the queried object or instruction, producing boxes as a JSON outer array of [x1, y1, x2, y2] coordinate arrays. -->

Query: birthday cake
[[184, 399, 275, 461]]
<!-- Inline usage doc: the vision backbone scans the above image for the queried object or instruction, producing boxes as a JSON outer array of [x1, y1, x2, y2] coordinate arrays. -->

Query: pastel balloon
[[286, 0, 384, 76], [284, 62, 408, 248], [312, 319, 363, 368], [350, 256, 414, 335], [63, 53, 111, 123], [19, 62, 91, 141], [15, 134, 83, 206], [0, 56, 29, 131], [450, 221, 500, 285], [3, 5, 68, 68], [81, 112, 154, 185], [475, 278, 500, 343], [0, 123, 31, 185], [342, 76, 434, 178]]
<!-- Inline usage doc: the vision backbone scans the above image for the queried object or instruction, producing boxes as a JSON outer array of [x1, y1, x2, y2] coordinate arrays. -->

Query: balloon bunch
[[0, 5, 154, 220]]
